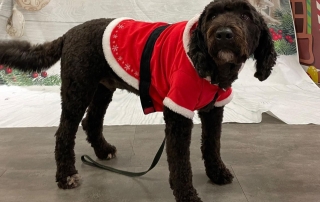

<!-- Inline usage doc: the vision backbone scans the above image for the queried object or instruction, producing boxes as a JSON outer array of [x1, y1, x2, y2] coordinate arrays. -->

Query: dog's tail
[[0, 37, 64, 72]]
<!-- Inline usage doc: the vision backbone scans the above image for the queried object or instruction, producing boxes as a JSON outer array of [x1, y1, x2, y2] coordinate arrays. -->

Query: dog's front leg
[[163, 107, 202, 202], [198, 106, 234, 185]]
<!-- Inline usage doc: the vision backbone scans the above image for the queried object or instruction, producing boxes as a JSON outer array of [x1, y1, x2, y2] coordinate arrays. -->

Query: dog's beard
[[217, 50, 235, 63]]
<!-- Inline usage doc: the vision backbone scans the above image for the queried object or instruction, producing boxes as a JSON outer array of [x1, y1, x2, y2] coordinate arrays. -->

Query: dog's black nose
[[215, 27, 234, 41]]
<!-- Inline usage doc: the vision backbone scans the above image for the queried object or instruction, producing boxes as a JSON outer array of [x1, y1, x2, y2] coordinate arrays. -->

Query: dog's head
[[188, 0, 277, 88]]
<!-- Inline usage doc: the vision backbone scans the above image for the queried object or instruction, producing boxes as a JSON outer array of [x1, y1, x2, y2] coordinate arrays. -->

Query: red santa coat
[[102, 15, 233, 119]]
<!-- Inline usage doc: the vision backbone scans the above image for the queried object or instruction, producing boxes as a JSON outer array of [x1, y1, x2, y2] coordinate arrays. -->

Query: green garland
[[274, 39, 296, 55], [0, 68, 61, 86], [268, 2, 297, 55], [273, 8, 296, 36]]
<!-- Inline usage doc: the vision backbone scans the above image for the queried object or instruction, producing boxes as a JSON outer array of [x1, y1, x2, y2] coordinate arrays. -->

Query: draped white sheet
[[1, 54, 319, 127]]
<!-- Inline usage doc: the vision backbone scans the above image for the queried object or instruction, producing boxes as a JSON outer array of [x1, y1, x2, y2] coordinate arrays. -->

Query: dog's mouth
[[211, 47, 249, 66], [204, 75, 212, 82], [217, 49, 235, 64], [207, 40, 241, 64]]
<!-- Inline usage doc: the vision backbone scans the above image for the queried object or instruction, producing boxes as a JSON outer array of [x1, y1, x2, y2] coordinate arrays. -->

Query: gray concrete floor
[[0, 114, 320, 202]]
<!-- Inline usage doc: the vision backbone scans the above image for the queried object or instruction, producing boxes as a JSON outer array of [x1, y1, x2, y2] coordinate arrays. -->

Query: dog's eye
[[211, 15, 216, 20], [240, 14, 250, 21]]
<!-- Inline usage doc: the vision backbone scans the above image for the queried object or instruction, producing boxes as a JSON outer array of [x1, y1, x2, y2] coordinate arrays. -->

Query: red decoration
[[284, 35, 293, 43], [270, 29, 285, 41], [0, 65, 4, 70], [5, 68, 12, 74], [41, 71, 47, 78], [273, 34, 283, 41], [32, 72, 38, 78]]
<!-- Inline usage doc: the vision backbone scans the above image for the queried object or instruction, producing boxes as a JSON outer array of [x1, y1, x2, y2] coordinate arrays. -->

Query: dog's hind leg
[[55, 79, 97, 189], [163, 107, 202, 202], [198, 107, 234, 185], [81, 83, 117, 160]]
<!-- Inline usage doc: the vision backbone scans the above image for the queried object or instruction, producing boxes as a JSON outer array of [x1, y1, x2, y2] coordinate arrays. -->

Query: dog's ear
[[253, 19, 277, 81], [194, 10, 207, 48], [188, 11, 217, 78]]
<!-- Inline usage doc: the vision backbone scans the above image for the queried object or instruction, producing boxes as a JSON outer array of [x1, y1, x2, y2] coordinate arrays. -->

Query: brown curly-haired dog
[[0, 0, 276, 201]]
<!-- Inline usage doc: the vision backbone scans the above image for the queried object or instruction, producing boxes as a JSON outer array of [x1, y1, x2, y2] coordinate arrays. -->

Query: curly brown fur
[[198, 107, 234, 185], [0, 37, 63, 73], [164, 107, 201, 202], [81, 84, 117, 160], [0, 0, 276, 201]]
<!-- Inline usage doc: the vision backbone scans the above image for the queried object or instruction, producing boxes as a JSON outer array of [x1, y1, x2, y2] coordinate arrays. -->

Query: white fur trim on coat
[[182, 14, 200, 56], [214, 90, 234, 107], [163, 97, 194, 119], [182, 14, 200, 67], [102, 17, 139, 90]]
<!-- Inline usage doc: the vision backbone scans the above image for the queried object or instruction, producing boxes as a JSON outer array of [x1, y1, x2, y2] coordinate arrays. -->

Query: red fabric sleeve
[[163, 71, 201, 118]]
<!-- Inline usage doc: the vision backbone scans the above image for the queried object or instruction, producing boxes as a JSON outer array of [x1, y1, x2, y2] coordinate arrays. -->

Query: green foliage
[[0, 68, 61, 86], [274, 39, 297, 55], [273, 9, 296, 36], [268, 3, 297, 55]]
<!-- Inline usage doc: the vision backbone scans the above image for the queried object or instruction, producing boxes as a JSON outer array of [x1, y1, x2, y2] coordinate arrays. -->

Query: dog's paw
[[57, 174, 81, 189], [106, 153, 116, 160], [177, 196, 202, 202], [175, 188, 203, 202], [94, 144, 117, 160], [178, 195, 202, 202], [67, 174, 81, 186], [207, 167, 234, 185]]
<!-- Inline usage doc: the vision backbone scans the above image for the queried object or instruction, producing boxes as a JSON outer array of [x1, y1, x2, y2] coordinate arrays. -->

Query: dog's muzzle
[[215, 27, 236, 63]]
